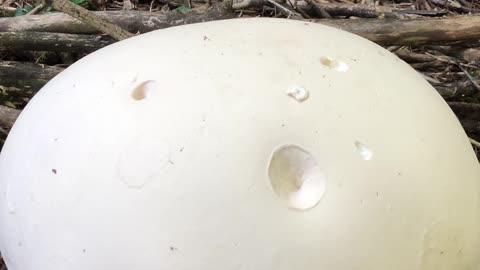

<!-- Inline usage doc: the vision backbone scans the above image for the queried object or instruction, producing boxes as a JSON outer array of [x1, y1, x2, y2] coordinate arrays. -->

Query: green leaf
[[14, 6, 25, 16], [176, 5, 191, 12], [24, 4, 33, 12], [471, 70, 479, 78]]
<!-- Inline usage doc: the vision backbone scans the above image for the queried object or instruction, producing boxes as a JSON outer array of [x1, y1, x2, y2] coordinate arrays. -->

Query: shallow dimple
[[320, 56, 349, 72], [268, 145, 326, 210], [355, 141, 373, 160], [286, 86, 309, 102], [131, 80, 158, 101]]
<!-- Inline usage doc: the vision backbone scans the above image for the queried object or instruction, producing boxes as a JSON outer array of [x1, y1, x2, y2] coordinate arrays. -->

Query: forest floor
[[0, 0, 479, 267]]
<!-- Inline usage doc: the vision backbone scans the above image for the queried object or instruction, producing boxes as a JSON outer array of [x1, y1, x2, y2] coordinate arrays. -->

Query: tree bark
[[0, 4, 235, 34], [0, 32, 115, 52], [0, 61, 64, 94], [314, 14, 480, 45]]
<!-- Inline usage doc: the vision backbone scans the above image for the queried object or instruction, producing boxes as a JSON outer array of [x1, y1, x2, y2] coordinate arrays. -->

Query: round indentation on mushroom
[[355, 141, 373, 160], [268, 145, 326, 210], [131, 80, 158, 100], [320, 56, 349, 72]]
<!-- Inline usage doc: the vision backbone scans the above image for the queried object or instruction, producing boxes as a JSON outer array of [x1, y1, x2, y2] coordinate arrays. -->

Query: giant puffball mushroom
[[0, 18, 479, 270]]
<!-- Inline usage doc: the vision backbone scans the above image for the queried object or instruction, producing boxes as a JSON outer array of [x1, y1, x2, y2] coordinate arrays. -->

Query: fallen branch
[[232, 0, 265, 9], [394, 49, 454, 63], [0, 32, 115, 52], [0, 61, 64, 94], [315, 14, 480, 45], [46, 0, 135, 40], [0, 105, 20, 131], [26, 3, 45, 15], [0, 4, 235, 34], [304, 0, 332, 18]]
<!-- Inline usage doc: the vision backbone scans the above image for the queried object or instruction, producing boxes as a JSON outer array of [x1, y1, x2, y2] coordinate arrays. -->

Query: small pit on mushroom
[[320, 56, 349, 72], [131, 80, 158, 101], [268, 144, 326, 210]]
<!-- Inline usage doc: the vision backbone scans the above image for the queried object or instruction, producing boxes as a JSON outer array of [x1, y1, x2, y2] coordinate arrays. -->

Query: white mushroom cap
[[0, 18, 479, 270]]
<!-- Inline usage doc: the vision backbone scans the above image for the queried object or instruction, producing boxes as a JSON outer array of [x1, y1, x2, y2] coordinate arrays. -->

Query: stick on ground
[[46, 0, 135, 40], [0, 32, 115, 52]]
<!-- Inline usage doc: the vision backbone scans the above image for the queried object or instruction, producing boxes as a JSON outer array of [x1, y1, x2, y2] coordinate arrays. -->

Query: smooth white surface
[[0, 18, 479, 270]]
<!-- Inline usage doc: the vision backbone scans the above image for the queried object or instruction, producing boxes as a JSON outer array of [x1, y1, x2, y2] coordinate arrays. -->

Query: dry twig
[[470, 137, 480, 148], [265, 0, 302, 18], [46, 0, 135, 40], [456, 60, 480, 92], [26, 3, 45, 15]]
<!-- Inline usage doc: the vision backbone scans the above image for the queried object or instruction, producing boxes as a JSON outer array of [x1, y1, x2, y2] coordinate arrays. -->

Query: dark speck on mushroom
[[52, 169, 57, 174]]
